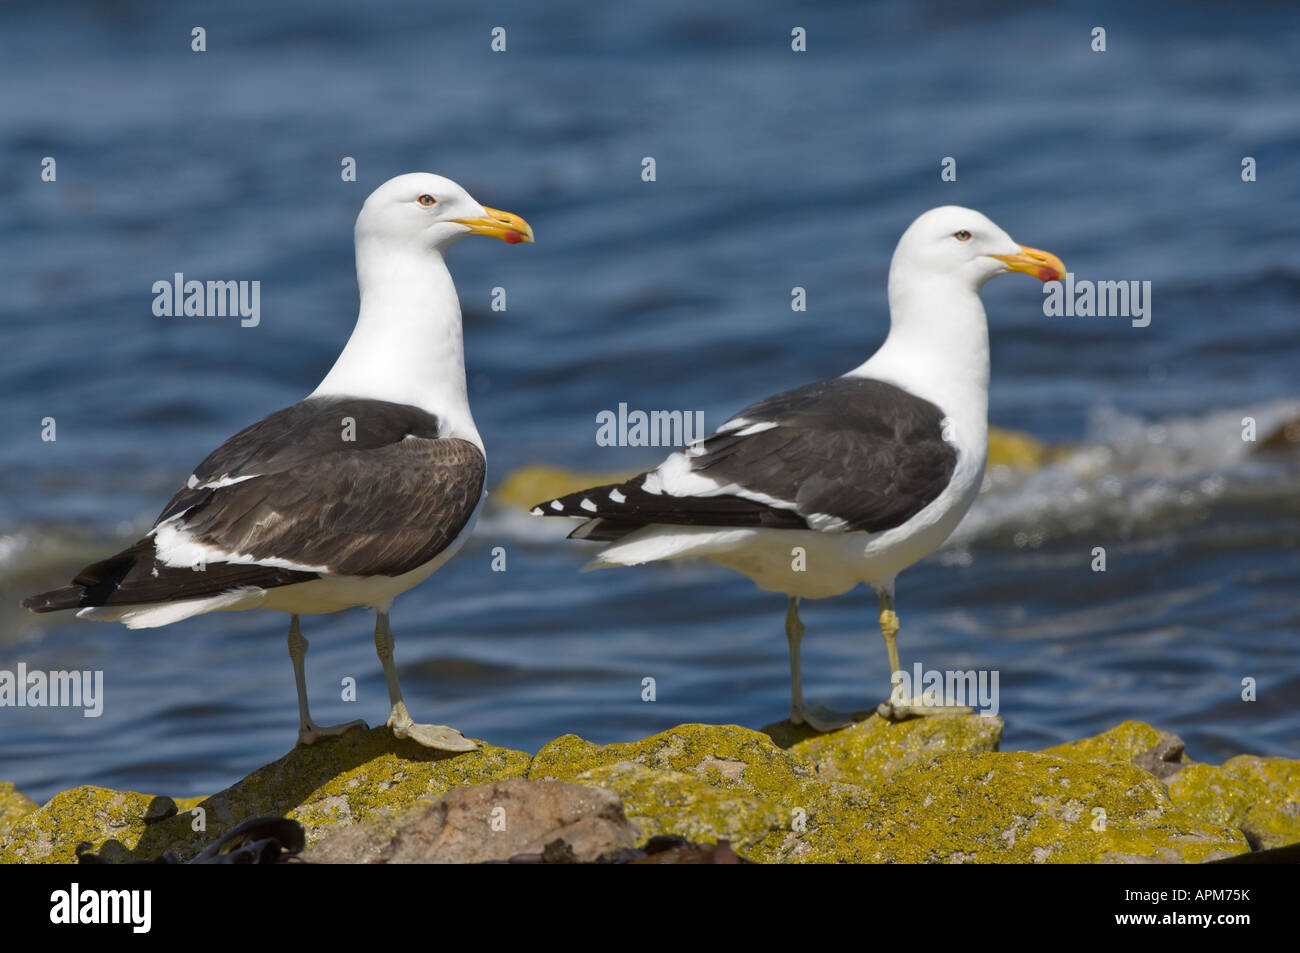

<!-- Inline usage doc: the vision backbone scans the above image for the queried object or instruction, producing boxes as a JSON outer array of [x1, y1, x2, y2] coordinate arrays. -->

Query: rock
[[1038, 722, 1299, 857], [528, 725, 808, 853], [530, 724, 810, 794], [1219, 755, 1300, 850], [761, 711, 876, 748], [501, 834, 747, 864], [1207, 840, 1300, 864], [784, 713, 1004, 787], [0, 783, 37, 838], [764, 752, 1248, 864], [78, 816, 306, 864], [625, 836, 745, 864], [300, 778, 638, 863], [1, 718, 1290, 864], [1, 727, 529, 863], [1166, 764, 1258, 829], [0, 787, 198, 864], [988, 426, 1049, 469], [1256, 415, 1300, 453], [1130, 733, 1190, 780], [1041, 720, 1191, 778], [568, 760, 791, 851]]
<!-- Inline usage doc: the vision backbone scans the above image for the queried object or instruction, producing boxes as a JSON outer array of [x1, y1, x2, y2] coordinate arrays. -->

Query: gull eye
[[417, 194, 437, 207], [954, 230, 972, 241]]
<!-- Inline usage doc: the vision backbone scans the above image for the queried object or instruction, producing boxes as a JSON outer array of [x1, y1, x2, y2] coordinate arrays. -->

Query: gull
[[22, 172, 533, 751], [532, 206, 1062, 729]]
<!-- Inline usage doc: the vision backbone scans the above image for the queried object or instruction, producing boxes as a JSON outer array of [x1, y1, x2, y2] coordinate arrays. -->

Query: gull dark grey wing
[[22, 397, 484, 611], [536, 377, 957, 539], [159, 396, 442, 522], [176, 433, 484, 577]]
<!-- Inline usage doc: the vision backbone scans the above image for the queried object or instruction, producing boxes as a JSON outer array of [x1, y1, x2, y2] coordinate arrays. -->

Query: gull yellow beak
[[451, 206, 535, 244], [991, 245, 1065, 283]]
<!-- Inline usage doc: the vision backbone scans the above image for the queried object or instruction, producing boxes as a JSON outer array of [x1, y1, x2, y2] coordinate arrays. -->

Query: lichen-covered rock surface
[[0, 782, 39, 838], [3, 717, 1291, 863], [0, 726, 529, 863], [300, 777, 639, 863]]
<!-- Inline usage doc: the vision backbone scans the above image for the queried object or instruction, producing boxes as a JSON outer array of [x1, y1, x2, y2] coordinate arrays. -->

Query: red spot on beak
[[503, 230, 523, 244], [1037, 266, 1062, 282]]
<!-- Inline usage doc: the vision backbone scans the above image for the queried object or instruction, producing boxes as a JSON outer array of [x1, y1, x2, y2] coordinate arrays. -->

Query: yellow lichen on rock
[[573, 761, 791, 851], [1218, 755, 1300, 849], [765, 751, 1247, 864], [529, 724, 822, 852], [529, 724, 811, 799], [0, 786, 183, 863], [0, 783, 37, 839], [787, 713, 1004, 786], [0, 718, 1291, 864], [987, 426, 1050, 469], [1166, 764, 1259, 829], [1041, 719, 1177, 764], [1, 727, 530, 863]]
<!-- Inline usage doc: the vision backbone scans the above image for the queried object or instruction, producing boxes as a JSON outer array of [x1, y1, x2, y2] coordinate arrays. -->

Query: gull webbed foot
[[386, 700, 478, 752]]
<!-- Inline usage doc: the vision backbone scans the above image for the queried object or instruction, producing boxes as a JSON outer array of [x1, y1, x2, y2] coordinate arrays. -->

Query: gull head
[[893, 205, 1064, 289], [355, 172, 534, 253]]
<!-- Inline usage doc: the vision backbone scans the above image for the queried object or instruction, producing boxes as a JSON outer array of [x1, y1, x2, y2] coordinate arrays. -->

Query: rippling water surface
[[2, 0, 1298, 801]]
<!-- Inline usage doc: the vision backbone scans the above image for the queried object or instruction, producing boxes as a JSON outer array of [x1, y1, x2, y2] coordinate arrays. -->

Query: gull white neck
[[311, 241, 482, 452], [847, 270, 990, 446]]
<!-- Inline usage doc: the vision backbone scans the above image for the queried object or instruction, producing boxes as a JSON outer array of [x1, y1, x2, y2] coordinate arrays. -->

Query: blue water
[[2, 0, 1299, 803]]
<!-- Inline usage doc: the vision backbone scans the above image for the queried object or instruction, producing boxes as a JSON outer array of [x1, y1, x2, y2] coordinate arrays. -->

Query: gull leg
[[287, 614, 367, 745], [784, 596, 852, 732], [374, 611, 478, 752], [874, 591, 972, 722]]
